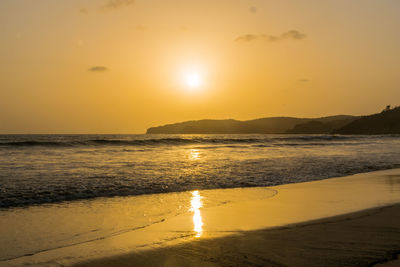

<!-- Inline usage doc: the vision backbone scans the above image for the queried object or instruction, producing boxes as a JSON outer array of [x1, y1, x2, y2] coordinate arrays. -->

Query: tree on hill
[[335, 105, 400, 134]]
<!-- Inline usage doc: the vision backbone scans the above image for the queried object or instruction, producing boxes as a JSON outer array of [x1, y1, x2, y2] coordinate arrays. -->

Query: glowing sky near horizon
[[1, 0, 400, 133]]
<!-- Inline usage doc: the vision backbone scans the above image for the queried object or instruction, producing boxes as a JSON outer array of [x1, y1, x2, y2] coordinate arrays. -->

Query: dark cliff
[[334, 107, 400, 134], [146, 115, 355, 134]]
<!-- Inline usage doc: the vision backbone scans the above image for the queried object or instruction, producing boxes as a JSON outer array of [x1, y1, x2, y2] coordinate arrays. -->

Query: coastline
[[76, 204, 400, 267], [1, 168, 400, 266]]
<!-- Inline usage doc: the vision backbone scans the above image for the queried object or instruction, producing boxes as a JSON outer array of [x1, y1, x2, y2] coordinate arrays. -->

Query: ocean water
[[1, 134, 400, 209]]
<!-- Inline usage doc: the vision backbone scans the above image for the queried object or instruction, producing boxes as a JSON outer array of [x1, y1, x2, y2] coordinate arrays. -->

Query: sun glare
[[184, 72, 202, 89], [190, 190, 203, 237]]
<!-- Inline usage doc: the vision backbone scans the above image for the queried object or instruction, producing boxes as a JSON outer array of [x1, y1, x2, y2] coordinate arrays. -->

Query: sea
[[1, 134, 400, 209]]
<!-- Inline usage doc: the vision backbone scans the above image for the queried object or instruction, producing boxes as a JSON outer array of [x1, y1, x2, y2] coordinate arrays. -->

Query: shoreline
[[75, 203, 400, 267], [0, 165, 396, 212], [1, 168, 400, 266]]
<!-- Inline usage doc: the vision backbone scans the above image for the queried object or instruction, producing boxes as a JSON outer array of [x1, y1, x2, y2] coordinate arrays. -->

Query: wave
[[1, 133, 400, 209], [0, 135, 381, 148]]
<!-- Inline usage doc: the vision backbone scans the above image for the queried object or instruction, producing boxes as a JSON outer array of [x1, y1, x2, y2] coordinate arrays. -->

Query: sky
[[1, 0, 400, 133]]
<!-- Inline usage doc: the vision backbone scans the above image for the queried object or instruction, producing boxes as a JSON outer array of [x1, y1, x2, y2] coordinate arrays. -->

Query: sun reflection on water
[[190, 190, 203, 237], [189, 149, 201, 160]]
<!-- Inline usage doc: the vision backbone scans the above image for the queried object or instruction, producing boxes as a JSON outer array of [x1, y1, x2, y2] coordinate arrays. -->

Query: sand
[[73, 169, 400, 267], [75, 204, 400, 267], [2, 169, 400, 266]]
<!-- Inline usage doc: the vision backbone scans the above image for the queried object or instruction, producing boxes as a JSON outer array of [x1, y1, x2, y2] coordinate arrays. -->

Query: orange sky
[[1, 0, 400, 133]]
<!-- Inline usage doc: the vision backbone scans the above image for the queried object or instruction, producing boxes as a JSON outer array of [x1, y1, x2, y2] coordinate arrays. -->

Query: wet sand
[[76, 204, 400, 267], [2, 169, 400, 266], [74, 169, 400, 267]]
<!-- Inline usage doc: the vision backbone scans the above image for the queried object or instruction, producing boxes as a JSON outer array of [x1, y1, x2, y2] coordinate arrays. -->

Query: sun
[[184, 72, 202, 89]]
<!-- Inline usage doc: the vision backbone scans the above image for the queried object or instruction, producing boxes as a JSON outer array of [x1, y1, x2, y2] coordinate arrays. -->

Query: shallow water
[[1, 134, 400, 208], [0, 187, 277, 262], [1, 169, 400, 266]]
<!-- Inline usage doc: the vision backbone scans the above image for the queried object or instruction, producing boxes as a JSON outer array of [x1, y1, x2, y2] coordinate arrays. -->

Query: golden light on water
[[189, 149, 201, 160], [190, 190, 203, 237]]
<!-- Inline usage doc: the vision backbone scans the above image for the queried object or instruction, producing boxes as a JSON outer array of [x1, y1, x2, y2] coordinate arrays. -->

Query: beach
[[3, 1, 400, 266], [2, 168, 400, 266], [3, 0, 400, 265], [76, 204, 400, 267]]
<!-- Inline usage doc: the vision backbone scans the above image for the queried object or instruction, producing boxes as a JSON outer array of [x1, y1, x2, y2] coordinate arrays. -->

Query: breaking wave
[[0, 135, 380, 148]]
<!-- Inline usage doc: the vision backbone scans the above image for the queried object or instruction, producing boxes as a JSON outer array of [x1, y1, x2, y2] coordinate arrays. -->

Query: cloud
[[79, 8, 88, 14], [235, 30, 306, 42], [299, 79, 309, 82], [136, 24, 147, 31], [180, 26, 188, 31], [235, 34, 259, 42], [281, 30, 306, 40], [250, 6, 257, 14], [103, 0, 135, 9], [88, 66, 109, 72]]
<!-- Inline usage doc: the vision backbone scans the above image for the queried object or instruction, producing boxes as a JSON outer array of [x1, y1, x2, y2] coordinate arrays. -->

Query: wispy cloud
[[79, 8, 88, 14], [81, 0, 134, 14], [88, 66, 109, 72], [136, 24, 147, 31], [299, 79, 310, 82], [103, 0, 135, 10], [235, 30, 306, 42]]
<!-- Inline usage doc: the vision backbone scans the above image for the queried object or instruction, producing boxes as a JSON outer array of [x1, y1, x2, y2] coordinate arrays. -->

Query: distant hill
[[334, 106, 400, 134], [146, 115, 356, 134], [286, 116, 357, 134]]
